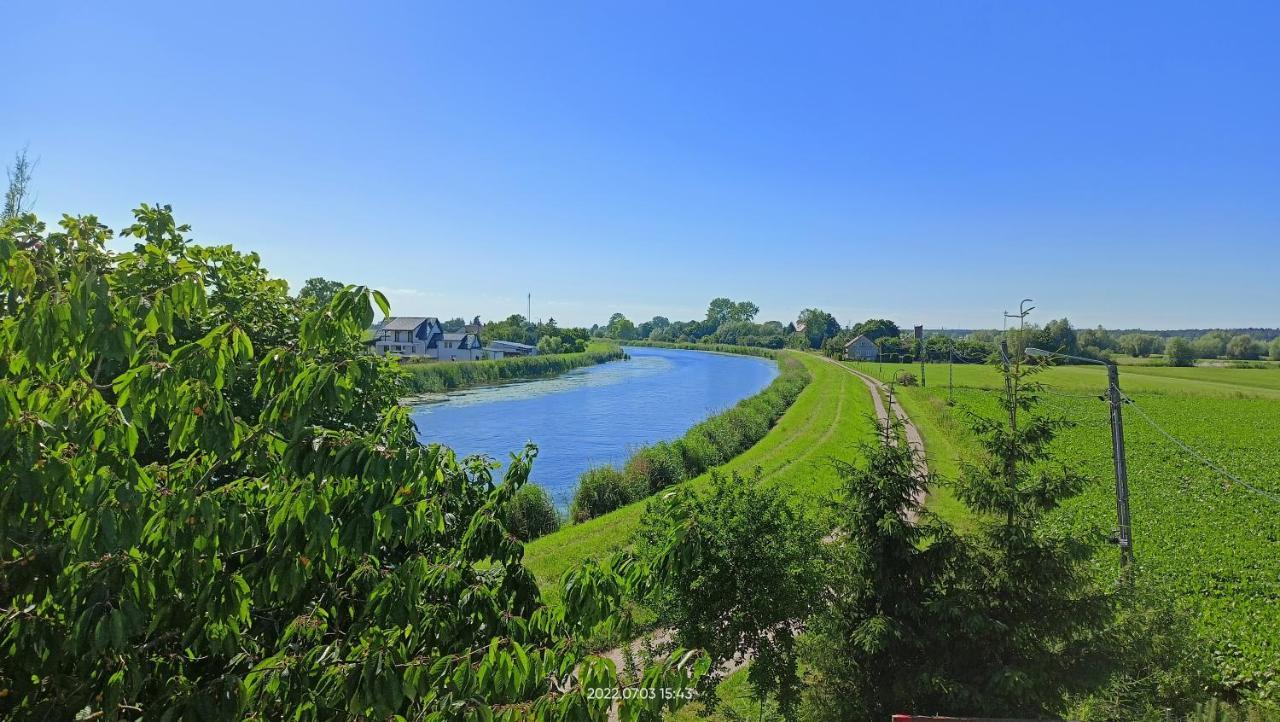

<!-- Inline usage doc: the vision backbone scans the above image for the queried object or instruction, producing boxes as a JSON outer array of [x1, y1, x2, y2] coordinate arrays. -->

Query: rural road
[[598, 354, 932, 709]]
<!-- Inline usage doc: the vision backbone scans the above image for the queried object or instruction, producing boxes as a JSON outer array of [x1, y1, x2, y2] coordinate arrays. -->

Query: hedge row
[[568, 352, 811, 523], [400, 344, 626, 394]]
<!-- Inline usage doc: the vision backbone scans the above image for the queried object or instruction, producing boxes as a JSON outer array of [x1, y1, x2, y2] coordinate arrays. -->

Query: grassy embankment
[[399, 341, 624, 393], [845, 359, 1280, 701], [524, 350, 877, 595]]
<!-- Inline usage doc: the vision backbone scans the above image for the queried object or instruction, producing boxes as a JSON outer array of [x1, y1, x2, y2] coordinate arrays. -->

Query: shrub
[[1165, 336, 1196, 367], [894, 370, 918, 386], [1271, 337, 1280, 362], [570, 465, 645, 522], [503, 483, 560, 541], [625, 442, 686, 493], [680, 430, 727, 472]]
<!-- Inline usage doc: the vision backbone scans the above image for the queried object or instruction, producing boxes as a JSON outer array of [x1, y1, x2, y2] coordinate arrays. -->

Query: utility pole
[[1000, 339, 1015, 432], [948, 346, 954, 405], [915, 325, 926, 387], [1107, 363, 1135, 570], [527, 292, 531, 322]]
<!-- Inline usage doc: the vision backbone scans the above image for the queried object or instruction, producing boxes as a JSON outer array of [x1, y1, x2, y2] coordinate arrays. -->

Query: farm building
[[485, 340, 538, 359], [843, 334, 879, 361]]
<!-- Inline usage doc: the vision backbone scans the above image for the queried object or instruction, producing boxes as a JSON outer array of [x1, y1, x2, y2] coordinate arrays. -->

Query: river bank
[[398, 341, 625, 394], [524, 350, 877, 598], [410, 346, 778, 507]]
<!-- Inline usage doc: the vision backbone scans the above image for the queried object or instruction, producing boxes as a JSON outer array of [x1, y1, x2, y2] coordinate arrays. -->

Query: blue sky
[[6, 1, 1279, 329]]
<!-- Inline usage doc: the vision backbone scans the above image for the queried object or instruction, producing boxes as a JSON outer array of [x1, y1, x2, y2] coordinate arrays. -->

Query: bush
[[503, 483, 560, 541], [1271, 337, 1280, 362], [625, 442, 686, 494], [894, 370, 918, 386], [1165, 336, 1196, 367], [570, 465, 645, 522]]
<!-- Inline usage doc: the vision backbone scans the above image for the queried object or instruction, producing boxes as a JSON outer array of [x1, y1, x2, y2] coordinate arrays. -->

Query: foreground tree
[[0, 206, 705, 720], [946, 357, 1113, 715], [803, 359, 1116, 720], [801, 423, 965, 722], [636, 471, 821, 719]]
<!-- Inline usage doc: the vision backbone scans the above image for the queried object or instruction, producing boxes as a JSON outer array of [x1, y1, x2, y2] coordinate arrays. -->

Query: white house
[[372, 317, 487, 361], [843, 334, 879, 361]]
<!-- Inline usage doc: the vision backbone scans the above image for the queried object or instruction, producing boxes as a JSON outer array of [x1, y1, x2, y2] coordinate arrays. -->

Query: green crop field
[[846, 359, 1280, 701], [523, 352, 878, 598]]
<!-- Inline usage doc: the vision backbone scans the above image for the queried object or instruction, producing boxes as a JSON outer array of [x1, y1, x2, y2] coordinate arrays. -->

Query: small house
[[843, 334, 879, 361]]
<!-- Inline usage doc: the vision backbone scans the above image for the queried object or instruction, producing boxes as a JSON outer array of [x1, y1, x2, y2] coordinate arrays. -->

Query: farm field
[[850, 360, 1280, 398], [849, 359, 1280, 701], [523, 351, 877, 598]]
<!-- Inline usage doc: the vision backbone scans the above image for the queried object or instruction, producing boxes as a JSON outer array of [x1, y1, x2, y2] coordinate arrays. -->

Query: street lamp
[[1026, 347, 1133, 570]]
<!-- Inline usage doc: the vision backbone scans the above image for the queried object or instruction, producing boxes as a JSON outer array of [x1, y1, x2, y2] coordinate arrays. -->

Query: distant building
[[485, 340, 538, 359], [843, 334, 879, 361], [372, 317, 486, 361]]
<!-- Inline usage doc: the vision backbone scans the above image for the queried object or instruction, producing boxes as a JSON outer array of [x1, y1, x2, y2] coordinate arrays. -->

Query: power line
[[1121, 394, 1280, 504]]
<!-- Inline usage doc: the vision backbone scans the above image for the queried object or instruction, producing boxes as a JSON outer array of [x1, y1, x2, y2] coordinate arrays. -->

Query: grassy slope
[[844, 359, 1280, 700], [524, 352, 876, 594]]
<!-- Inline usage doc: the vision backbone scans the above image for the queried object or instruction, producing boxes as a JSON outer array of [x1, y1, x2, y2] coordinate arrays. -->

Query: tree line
[[595, 297, 1280, 368]]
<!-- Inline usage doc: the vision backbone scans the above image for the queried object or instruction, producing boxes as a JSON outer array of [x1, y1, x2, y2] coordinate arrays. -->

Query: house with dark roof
[[843, 334, 879, 361], [372, 317, 487, 361]]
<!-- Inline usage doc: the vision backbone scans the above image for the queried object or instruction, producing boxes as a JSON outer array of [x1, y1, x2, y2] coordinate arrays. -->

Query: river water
[[410, 346, 777, 507]]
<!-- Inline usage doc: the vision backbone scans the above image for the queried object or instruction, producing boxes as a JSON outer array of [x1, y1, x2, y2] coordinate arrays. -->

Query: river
[[410, 346, 778, 507]]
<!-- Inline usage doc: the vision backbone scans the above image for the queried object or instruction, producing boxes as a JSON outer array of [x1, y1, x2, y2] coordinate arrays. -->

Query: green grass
[[843, 358, 1280, 702], [848, 360, 1280, 399], [523, 352, 877, 596]]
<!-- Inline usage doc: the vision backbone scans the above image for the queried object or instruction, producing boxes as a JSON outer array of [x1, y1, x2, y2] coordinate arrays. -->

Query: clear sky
[[6, 1, 1279, 329]]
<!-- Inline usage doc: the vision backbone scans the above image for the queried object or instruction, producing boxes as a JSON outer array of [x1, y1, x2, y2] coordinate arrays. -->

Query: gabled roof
[[487, 339, 536, 351], [381, 316, 441, 332], [441, 332, 482, 348], [844, 334, 875, 347]]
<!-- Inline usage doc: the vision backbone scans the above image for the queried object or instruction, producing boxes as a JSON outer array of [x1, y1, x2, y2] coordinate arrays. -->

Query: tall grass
[[569, 352, 811, 522], [400, 344, 625, 393]]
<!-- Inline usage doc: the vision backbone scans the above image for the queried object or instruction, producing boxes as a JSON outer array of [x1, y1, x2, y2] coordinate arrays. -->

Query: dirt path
[[597, 356, 932, 711], [821, 357, 929, 517]]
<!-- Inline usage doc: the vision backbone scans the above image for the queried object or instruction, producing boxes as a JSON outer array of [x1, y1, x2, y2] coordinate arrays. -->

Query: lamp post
[[1026, 347, 1133, 570]]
